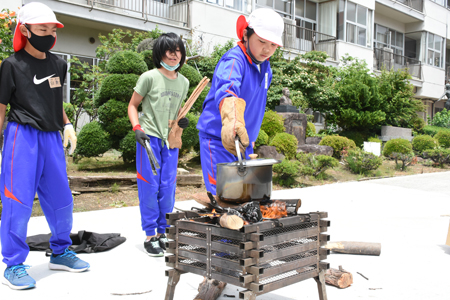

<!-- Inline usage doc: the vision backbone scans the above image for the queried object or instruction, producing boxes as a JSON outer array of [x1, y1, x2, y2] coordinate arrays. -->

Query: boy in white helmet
[[0, 2, 89, 290], [196, 8, 284, 195]]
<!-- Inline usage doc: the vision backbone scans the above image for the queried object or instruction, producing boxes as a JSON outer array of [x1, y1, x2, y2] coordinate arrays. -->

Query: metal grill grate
[[260, 250, 318, 269], [212, 266, 242, 278], [211, 235, 241, 245], [178, 257, 206, 269], [212, 250, 240, 261], [261, 236, 318, 254], [262, 222, 318, 237], [259, 264, 318, 285], [178, 243, 206, 254], [179, 229, 206, 239]]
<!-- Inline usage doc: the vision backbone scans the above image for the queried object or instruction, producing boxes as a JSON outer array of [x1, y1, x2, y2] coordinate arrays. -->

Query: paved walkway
[[1, 171, 450, 299]]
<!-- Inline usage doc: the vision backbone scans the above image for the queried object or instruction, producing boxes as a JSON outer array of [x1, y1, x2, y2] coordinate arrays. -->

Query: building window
[[427, 33, 444, 68], [430, 0, 445, 6], [295, 0, 317, 37], [256, 0, 291, 18], [337, 0, 372, 48], [374, 24, 404, 56], [208, 0, 249, 13]]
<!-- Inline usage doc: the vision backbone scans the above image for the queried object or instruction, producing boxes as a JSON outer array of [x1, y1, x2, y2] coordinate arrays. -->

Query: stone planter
[[380, 125, 412, 142]]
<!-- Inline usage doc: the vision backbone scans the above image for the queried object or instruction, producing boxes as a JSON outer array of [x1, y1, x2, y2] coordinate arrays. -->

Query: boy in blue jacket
[[196, 8, 284, 195]]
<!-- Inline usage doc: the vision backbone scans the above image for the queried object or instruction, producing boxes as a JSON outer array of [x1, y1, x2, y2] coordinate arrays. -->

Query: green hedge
[[423, 148, 450, 167], [180, 64, 202, 87], [255, 130, 269, 147], [319, 135, 356, 159], [270, 133, 298, 159], [97, 99, 131, 139], [96, 74, 139, 106], [75, 121, 112, 158], [435, 130, 450, 148], [119, 131, 136, 163], [63, 102, 75, 124], [106, 50, 148, 75], [261, 111, 285, 139], [345, 148, 383, 175], [412, 135, 438, 153], [383, 138, 412, 157], [140, 50, 154, 70], [422, 125, 450, 137], [273, 159, 300, 187], [181, 112, 200, 154]]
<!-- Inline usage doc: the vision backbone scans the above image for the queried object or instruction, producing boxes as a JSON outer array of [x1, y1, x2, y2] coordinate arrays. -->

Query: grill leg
[[314, 270, 328, 300], [165, 269, 181, 300], [239, 290, 257, 300]]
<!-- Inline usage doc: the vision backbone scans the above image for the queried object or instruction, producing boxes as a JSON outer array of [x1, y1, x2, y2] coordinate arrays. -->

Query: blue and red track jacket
[[197, 42, 273, 143]]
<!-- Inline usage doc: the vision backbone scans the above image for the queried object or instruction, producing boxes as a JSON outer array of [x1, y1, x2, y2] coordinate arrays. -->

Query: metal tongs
[[144, 140, 160, 175], [235, 137, 246, 174]]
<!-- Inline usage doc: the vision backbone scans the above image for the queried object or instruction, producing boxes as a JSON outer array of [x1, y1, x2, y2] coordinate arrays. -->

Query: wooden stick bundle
[[168, 77, 210, 149]]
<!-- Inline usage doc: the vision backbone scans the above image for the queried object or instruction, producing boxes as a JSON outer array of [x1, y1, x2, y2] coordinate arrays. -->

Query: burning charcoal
[[260, 200, 288, 219]]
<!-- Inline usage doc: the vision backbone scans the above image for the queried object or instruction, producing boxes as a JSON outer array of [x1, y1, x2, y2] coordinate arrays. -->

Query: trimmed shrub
[[269, 133, 298, 159], [180, 64, 202, 87], [74, 121, 112, 159], [423, 125, 450, 136], [140, 50, 154, 70], [412, 135, 438, 153], [63, 102, 75, 124], [319, 136, 356, 159], [368, 136, 382, 143], [434, 131, 450, 148], [383, 138, 412, 157], [261, 111, 285, 139], [181, 112, 200, 155], [345, 148, 383, 175], [410, 116, 425, 133], [306, 122, 316, 137], [137, 38, 155, 53], [339, 131, 370, 148], [430, 108, 450, 128], [96, 74, 139, 106], [296, 152, 338, 178], [97, 99, 131, 139], [390, 152, 417, 171], [106, 50, 148, 75], [423, 148, 450, 167], [189, 85, 210, 114], [119, 131, 136, 163], [273, 159, 300, 187], [255, 130, 269, 147]]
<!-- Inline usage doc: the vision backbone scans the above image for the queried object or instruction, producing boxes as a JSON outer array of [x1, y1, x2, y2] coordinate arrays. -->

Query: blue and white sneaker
[[3, 264, 36, 290], [49, 249, 90, 273]]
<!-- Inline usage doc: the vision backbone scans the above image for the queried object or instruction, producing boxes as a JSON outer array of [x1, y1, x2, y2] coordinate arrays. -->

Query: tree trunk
[[325, 266, 353, 289], [194, 277, 227, 300]]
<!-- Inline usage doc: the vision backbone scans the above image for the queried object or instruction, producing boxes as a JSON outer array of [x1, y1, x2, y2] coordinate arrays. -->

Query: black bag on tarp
[[26, 231, 126, 255]]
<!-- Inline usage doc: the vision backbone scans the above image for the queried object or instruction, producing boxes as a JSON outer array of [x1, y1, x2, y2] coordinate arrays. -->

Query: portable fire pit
[[163, 200, 330, 300]]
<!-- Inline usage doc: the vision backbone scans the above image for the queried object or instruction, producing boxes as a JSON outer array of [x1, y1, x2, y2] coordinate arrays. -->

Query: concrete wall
[[3, 0, 22, 12], [406, 1, 447, 37], [415, 65, 445, 99], [350, 0, 375, 10], [336, 40, 373, 66], [374, 12, 406, 33]]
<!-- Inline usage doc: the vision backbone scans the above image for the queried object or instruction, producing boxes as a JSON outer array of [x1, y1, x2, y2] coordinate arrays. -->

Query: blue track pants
[[0, 122, 73, 267], [136, 136, 178, 236], [199, 137, 253, 195]]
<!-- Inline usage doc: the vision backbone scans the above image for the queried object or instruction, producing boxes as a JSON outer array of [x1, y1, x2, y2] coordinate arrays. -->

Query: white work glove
[[63, 123, 77, 155]]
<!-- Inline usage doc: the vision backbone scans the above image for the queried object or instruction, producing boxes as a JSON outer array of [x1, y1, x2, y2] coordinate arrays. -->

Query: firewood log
[[325, 266, 353, 288], [325, 241, 381, 256], [194, 277, 227, 300], [219, 213, 244, 230]]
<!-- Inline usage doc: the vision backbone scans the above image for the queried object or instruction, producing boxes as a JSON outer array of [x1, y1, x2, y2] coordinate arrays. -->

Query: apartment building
[[4, 0, 450, 122]]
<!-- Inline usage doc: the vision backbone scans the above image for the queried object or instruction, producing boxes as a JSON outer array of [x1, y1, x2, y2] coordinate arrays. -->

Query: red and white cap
[[236, 8, 284, 47], [13, 2, 64, 52]]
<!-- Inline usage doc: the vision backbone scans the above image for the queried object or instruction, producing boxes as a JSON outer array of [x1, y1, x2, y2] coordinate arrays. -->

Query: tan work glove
[[220, 97, 249, 156], [63, 123, 77, 155]]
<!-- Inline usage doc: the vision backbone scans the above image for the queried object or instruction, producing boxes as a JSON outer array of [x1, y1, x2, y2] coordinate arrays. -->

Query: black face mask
[[25, 24, 55, 53]]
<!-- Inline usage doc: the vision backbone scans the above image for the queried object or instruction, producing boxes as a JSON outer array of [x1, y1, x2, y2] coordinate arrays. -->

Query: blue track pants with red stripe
[[199, 137, 253, 195], [136, 136, 178, 236], [0, 122, 73, 267]]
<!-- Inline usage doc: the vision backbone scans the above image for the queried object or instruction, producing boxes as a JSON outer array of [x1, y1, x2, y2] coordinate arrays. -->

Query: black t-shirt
[[0, 49, 67, 132]]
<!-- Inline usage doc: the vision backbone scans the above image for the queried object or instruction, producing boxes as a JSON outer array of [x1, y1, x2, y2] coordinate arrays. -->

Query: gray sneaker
[[144, 237, 164, 257]]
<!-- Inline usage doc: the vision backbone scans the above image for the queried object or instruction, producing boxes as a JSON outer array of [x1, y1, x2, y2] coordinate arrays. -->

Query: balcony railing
[[373, 47, 422, 80], [393, 0, 423, 12], [85, 0, 188, 25], [282, 23, 337, 60]]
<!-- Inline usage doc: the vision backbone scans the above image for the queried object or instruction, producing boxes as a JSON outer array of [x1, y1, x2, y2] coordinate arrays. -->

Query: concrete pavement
[[1, 171, 449, 299]]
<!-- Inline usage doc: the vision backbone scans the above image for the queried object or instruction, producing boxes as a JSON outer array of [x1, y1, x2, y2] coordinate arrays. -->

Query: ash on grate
[[262, 222, 318, 237], [259, 250, 318, 269], [178, 229, 207, 239], [178, 243, 206, 253], [178, 257, 207, 269]]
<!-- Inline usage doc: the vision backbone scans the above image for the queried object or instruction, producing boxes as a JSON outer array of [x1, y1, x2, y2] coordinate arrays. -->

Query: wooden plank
[[176, 174, 203, 187]]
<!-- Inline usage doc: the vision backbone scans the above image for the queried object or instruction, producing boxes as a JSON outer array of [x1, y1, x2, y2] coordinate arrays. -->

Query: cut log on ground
[[325, 241, 381, 256], [194, 277, 227, 300], [325, 266, 353, 288]]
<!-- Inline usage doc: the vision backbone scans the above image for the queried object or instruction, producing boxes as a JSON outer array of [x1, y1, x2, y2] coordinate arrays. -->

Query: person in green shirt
[[127, 33, 189, 257]]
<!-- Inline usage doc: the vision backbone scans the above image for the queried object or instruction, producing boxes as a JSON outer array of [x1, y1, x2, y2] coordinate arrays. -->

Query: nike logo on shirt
[[33, 74, 55, 85]]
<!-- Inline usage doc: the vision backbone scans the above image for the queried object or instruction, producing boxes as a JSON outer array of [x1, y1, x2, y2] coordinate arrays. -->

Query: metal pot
[[216, 139, 280, 203]]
